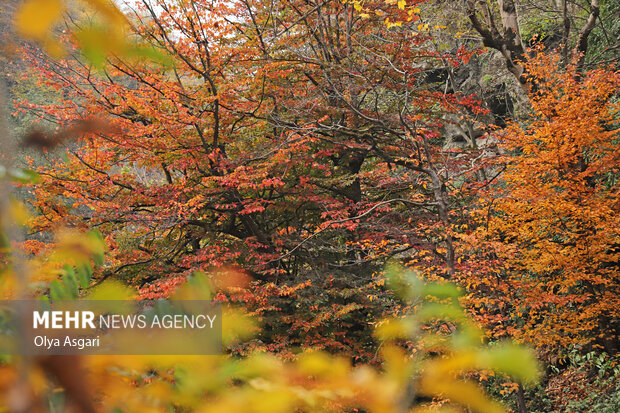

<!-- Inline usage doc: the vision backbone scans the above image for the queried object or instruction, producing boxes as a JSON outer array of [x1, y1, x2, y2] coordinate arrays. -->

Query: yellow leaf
[[398, 0, 406, 10], [382, 345, 411, 381], [375, 317, 415, 340], [79, 0, 128, 27], [41, 37, 65, 58], [354, 1, 362, 12], [297, 351, 349, 379], [86, 280, 135, 300], [420, 377, 505, 413], [15, 0, 63, 41], [9, 199, 30, 226]]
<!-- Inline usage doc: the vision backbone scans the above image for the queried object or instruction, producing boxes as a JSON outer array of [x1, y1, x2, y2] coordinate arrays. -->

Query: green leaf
[[75, 26, 111, 68], [0, 232, 9, 249], [76, 264, 93, 289], [62, 271, 79, 299], [87, 230, 105, 266], [171, 271, 213, 300], [423, 282, 462, 299], [125, 45, 173, 66], [8, 168, 40, 184], [385, 263, 423, 301], [481, 343, 541, 384], [49, 280, 67, 301], [62, 264, 76, 279], [417, 302, 465, 322]]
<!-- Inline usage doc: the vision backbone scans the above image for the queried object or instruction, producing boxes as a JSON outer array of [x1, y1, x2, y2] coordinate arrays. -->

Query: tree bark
[[464, 0, 601, 87]]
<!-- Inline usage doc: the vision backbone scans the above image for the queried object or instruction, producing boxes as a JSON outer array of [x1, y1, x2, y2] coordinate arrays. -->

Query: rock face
[[427, 51, 524, 152]]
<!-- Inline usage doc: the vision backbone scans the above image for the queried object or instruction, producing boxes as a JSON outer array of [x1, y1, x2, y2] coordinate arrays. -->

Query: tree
[[21, 0, 485, 356], [466, 50, 619, 355], [463, 0, 610, 86]]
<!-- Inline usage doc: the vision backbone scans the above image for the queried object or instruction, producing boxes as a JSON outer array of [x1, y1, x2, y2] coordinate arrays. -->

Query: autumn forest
[[0, 0, 618, 412]]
